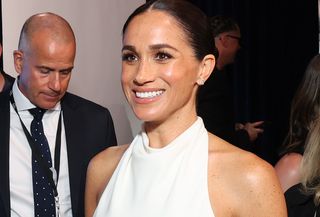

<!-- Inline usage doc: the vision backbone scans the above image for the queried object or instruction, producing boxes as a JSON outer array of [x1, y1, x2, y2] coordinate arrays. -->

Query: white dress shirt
[[9, 80, 72, 217]]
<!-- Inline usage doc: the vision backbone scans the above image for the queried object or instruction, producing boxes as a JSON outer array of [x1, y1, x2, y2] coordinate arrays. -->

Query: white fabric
[[94, 117, 215, 217], [9, 80, 72, 217]]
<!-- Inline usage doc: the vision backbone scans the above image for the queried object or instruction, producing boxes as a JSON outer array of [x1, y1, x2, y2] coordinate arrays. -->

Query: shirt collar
[[12, 78, 61, 112]]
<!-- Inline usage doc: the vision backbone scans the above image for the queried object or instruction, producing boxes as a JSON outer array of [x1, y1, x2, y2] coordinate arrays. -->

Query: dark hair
[[283, 54, 320, 154], [209, 15, 239, 38], [122, 0, 218, 60]]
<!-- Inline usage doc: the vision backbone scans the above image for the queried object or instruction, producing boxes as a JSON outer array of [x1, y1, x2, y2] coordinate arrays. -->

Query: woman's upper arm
[[274, 153, 302, 192], [242, 160, 288, 217], [85, 145, 129, 217], [85, 155, 103, 217]]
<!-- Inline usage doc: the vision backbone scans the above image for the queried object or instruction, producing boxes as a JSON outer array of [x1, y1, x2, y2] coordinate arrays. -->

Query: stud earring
[[197, 78, 205, 86]]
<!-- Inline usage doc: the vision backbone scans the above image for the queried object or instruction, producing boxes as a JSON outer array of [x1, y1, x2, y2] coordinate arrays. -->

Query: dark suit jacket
[[285, 183, 318, 217], [0, 72, 14, 93], [197, 68, 251, 150], [0, 91, 117, 217]]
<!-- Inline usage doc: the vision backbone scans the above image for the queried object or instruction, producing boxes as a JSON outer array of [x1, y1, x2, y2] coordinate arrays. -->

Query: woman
[[275, 54, 320, 193], [285, 118, 320, 216], [274, 54, 320, 216], [85, 0, 286, 216]]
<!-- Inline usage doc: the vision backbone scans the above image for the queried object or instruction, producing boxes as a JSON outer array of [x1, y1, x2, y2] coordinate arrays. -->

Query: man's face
[[224, 28, 241, 64], [14, 31, 75, 109]]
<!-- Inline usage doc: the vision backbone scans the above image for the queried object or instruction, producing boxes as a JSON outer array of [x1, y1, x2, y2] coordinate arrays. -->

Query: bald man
[[0, 13, 117, 217]]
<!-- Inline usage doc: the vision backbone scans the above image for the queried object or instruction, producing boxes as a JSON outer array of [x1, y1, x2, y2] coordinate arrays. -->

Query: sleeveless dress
[[93, 117, 215, 217]]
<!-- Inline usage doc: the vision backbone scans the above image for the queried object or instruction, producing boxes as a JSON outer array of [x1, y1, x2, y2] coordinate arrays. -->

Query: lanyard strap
[[9, 91, 62, 198], [315, 204, 320, 217]]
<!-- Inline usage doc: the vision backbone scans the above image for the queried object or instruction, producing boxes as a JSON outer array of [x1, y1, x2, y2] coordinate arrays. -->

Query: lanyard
[[315, 205, 320, 217], [9, 91, 62, 215]]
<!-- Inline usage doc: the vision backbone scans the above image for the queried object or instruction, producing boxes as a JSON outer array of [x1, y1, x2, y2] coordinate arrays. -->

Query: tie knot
[[29, 107, 46, 120]]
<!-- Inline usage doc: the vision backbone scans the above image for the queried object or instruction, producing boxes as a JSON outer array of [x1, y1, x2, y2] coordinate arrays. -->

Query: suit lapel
[[61, 94, 83, 217], [0, 93, 11, 217]]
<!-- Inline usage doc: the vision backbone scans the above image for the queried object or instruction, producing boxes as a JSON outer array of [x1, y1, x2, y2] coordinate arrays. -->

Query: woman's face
[[121, 10, 202, 123]]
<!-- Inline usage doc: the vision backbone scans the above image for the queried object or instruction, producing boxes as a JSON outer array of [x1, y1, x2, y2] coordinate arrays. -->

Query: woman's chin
[[134, 113, 161, 123]]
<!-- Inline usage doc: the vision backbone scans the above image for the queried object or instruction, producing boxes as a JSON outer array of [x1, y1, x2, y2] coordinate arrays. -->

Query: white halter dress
[[93, 117, 215, 217]]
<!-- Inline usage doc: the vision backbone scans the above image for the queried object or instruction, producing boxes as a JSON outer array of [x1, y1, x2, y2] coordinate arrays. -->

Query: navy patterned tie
[[29, 108, 56, 217]]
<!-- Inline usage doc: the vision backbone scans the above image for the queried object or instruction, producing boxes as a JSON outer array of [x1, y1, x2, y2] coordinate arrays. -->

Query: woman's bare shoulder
[[87, 145, 129, 197], [207, 133, 286, 216], [274, 152, 303, 192], [88, 144, 129, 180], [208, 132, 273, 175], [91, 144, 129, 166], [85, 144, 129, 216], [275, 152, 303, 174]]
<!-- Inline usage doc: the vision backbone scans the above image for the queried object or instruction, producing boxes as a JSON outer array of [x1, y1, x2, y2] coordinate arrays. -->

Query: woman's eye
[[155, 52, 172, 61], [122, 53, 138, 62]]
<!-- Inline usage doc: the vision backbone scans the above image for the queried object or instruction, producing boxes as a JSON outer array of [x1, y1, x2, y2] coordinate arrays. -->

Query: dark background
[[147, 0, 319, 164]]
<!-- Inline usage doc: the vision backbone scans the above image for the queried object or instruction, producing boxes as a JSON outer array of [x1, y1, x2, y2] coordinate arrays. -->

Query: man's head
[[14, 12, 76, 109], [209, 15, 241, 70]]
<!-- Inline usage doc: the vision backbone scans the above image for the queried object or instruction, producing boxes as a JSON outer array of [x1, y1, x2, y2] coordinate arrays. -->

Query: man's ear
[[196, 54, 215, 85], [13, 50, 24, 75]]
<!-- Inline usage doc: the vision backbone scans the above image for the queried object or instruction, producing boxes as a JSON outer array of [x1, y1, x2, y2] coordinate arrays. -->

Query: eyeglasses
[[226, 34, 242, 47], [226, 34, 241, 41]]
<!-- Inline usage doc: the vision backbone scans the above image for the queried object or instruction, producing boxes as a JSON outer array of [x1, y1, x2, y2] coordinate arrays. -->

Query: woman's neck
[[144, 110, 197, 149]]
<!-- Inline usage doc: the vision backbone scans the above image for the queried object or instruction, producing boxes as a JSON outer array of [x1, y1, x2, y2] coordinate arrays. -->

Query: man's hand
[[235, 121, 264, 142]]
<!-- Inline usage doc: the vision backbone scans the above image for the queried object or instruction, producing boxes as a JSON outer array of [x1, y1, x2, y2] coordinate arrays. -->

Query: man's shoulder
[[0, 88, 11, 104], [3, 72, 15, 83], [2, 72, 15, 93], [62, 92, 108, 111]]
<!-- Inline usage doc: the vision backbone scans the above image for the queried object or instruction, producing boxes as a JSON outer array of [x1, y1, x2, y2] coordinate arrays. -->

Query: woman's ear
[[196, 54, 215, 85], [13, 50, 24, 75]]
